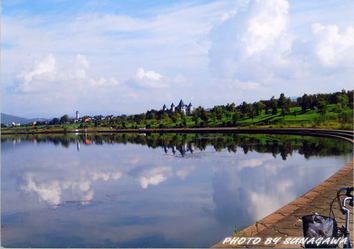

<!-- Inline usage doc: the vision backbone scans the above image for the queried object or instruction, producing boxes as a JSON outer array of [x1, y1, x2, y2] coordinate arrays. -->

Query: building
[[170, 103, 175, 113], [162, 100, 193, 115], [75, 111, 80, 120]]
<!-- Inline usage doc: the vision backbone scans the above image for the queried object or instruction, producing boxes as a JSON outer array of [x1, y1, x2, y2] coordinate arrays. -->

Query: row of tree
[[42, 90, 353, 127]]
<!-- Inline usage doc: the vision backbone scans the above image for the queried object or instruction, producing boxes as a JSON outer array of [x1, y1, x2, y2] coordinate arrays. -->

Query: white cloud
[[134, 67, 168, 88], [239, 158, 263, 168], [243, 0, 289, 56], [249, 191, 283, 220], [91, 171, 123, 181], [90, 77, 120, 87], [137, 67, 162, 81], [138, 166, 172, 189], [21, 170, 123, 206], [237, 155, 273, 170], [176, 166, 195, 180], [18, 54, 57, 92], [312, 23, 354, 67], [140, 174, 167, 189], [209, 0, 292, 84], [233, 80, 262, 90], [22, 173, 62, 205], [2, 0, 354, 116], [208, 0, 354, 97], [75, 54, 90, 79]]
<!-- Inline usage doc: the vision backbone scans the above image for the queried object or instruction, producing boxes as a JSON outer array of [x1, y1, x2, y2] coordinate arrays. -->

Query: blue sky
[[2, 0, 354, 118]]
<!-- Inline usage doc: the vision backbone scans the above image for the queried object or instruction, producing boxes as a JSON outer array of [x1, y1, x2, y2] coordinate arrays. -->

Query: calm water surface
[[1, 133, 352, 247]]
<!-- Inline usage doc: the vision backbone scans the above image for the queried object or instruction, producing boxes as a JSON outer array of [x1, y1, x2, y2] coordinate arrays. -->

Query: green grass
[[2, 104, 353, 133]]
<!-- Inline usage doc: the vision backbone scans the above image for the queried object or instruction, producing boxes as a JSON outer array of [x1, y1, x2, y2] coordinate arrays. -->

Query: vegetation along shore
[[2, 90, 353, 134]]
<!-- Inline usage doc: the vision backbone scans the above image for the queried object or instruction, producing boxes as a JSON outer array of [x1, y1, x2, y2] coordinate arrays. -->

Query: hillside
[[1, 113, 48, 125], [1, 113, 32, 125]]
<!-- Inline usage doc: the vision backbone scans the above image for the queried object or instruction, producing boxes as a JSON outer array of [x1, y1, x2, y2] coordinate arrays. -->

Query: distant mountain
[[1, 113, 48, 125]]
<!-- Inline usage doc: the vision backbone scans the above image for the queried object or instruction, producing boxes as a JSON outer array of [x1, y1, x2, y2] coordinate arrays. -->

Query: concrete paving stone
[[276, 205, 301, 215], [260, 214, 287, 226]]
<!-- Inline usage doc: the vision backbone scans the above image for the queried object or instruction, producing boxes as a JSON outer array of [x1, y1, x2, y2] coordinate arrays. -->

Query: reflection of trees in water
[[2, 133, 352, 159]]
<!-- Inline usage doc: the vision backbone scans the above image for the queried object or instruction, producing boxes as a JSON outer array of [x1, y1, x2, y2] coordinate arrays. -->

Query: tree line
[[7, 90, 351, 129]]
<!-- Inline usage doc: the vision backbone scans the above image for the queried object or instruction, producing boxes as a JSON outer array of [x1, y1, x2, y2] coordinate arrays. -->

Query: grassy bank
[[2, 104, 352, 134]]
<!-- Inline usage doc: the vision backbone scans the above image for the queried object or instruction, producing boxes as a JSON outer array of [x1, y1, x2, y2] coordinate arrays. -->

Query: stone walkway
[[213, 159, 353, 248]]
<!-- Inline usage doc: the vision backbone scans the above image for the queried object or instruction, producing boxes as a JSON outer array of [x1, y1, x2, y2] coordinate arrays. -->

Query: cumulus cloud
[[18, 54, 57, 92], [138, 166, 172, 189], [22, 173, 62, 205], [312, 23, 354, 67], [2, 0, 354, 116], [21, 170, 123, 206], [208, 0, 354, 96], [209, 0, 291, 82], [17, 54, 85, 93], [243, 0, 289, 56], [75, 54, 90, 79], [133, 67, 168, 88], [17, 54, 122, 93]]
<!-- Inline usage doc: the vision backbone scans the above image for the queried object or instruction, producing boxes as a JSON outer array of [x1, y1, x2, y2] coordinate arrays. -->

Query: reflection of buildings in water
[[164, 143, 195, 157], [76, 141, 80, 152], [84, 138, 91, 145], [5, 134, 351, 160], [188, 143, 194, 153]]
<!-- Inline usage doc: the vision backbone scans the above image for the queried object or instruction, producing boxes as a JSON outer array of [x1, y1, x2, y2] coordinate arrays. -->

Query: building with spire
[[162, 100, 193, 115], [75, 111, 80, 121], [170, 103, 175, 112]]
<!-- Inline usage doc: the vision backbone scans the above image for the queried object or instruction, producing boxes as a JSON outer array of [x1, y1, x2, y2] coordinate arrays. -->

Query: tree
[[281, 98, 291, 116], [270, 97, 278, 115], [249, 105, 256, 119], [51, 118, 60, 125], [254, 102, 266, 116], [232, 112, 240, 125], [317, 99, 328, 116], [226, 103, 236, 112], [300, 94, 310, 113], [278, 93, 287, 109], [336, 93, 349, 108], [192, 115, 199, 126], [170, 113, 180, 123], [212, 106, 224, 120], [60, 114, 69, 124]]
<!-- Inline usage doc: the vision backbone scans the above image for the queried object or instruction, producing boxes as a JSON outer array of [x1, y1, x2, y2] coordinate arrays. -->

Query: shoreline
[[2, 127, 353, 141], [212, 134, 353, 248]]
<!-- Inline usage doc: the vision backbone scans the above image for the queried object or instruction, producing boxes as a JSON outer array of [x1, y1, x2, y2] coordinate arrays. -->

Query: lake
[[1, 133, 352, 247]]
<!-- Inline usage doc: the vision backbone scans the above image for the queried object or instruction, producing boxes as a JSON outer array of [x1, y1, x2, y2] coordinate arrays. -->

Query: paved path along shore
[[213, 150, 353, 248]]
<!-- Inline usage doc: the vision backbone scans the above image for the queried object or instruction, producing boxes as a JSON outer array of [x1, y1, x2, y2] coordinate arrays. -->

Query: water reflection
[[2, 133, 351, 159], [1, 133, 352, 247]]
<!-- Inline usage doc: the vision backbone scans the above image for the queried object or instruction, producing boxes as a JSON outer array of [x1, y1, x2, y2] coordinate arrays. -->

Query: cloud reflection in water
[[1, 134, 352, 247]]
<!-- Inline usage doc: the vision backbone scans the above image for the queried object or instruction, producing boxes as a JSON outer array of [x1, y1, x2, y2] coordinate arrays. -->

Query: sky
[[2, 0, 354, 118]]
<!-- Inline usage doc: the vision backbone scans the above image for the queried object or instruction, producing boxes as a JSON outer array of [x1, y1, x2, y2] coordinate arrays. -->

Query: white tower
[[76, 111, 80, 120]]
